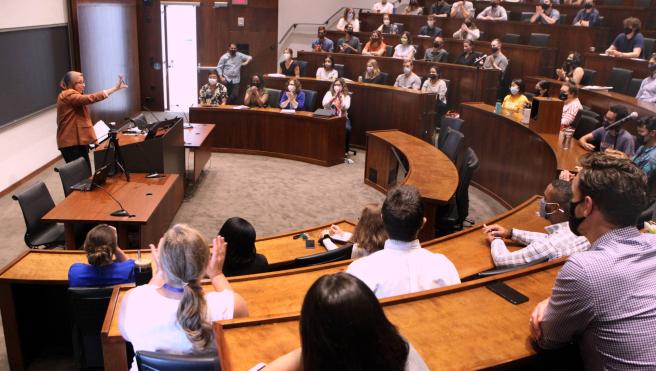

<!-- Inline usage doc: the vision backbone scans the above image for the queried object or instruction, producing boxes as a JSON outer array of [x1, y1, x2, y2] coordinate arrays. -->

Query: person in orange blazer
[[56, 71, 128, 169]]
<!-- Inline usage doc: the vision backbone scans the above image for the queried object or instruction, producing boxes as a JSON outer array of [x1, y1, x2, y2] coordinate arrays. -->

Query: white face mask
[[383, 19, 391, 26], [428, 21, 435, 27], [401, 37, 408, 44], [283, 53, 291, 60], [334, 85, 342, 93], [404, 67, 412, 75], [208, 78, 217, 85], [510, 86, 519, 95], [347, 12, 354, 19], [366, 66, 374, 73], [288, 85, 296, 92]]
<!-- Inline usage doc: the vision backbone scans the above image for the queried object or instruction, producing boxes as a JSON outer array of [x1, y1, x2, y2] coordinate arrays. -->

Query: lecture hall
[[0, 0, 655, 370]]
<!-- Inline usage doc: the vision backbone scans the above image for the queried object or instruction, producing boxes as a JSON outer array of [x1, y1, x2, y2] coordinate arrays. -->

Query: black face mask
[[491, 46, 499, 53], [346, 29, 354, 35], [541, 4, 550, 10], [229, 50, 237, 56], [636, 135, 646, 148], [648, 63, 656, 73], [624, 27, 633, 35], [559, 92, 568, 100], [434, 42, 443, 48], [430, 74, 438, 80], [371, 37, 379, 42], [252, 81, 260, 87], [568, 199, 585, 236], [584, 2, 593, 9], [318, 33, 325, 39]]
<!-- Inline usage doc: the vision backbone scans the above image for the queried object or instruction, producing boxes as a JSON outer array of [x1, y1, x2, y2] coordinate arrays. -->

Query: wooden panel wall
[[137, 0, 165, 111], [70, 0, 142, 124]]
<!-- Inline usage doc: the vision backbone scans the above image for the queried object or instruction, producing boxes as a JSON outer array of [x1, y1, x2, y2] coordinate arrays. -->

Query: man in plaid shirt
[[530, 152, 656, 370], [483, 179, 590, 268]]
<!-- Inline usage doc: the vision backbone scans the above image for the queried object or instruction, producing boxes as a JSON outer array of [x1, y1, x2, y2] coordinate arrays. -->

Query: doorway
[[161, 4, 198, 112]]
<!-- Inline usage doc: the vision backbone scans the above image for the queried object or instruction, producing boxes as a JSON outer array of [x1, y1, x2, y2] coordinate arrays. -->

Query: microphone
[[474, 54, 487, 64], [605, 112, 638, 131], [94, 184, 133, 217]]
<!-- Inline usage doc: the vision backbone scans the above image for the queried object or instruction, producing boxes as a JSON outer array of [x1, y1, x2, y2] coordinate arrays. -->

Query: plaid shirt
[[538, 227, 656, 370], [490, 222, 591, 268]]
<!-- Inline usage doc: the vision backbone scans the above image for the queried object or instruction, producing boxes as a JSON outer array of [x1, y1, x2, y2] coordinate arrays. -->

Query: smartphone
[[486, 281, 529, 305]]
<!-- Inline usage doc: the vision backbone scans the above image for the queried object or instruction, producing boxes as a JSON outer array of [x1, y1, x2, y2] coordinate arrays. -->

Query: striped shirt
[[538, 227, 656, 370], [561, 98, 582, 129], [490, 222, 591, 268]]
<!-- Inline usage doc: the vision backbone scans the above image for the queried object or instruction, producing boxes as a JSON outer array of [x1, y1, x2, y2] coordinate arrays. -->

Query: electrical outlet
[[237, 17, 245, 27]]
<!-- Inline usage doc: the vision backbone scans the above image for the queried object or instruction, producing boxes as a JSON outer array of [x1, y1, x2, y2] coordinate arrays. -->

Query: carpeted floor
[[0, 143, 506, 370]]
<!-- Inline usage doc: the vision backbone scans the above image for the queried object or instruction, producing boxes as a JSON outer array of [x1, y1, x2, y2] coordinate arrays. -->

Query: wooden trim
[[0, 251, 31, 278], [0, 155, 62, 198]]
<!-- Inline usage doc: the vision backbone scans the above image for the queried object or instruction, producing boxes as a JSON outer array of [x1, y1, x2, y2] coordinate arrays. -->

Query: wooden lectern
[[530, 97, 564, 135]]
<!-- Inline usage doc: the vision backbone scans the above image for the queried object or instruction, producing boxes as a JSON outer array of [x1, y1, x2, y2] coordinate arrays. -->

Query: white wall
[[0, 0, 68, 192]]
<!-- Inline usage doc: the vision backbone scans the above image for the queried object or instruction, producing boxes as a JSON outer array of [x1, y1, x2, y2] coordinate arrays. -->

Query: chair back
[[385, 45, 394, 57], [440, 127, 465, 163], [379, 72, 390, 84], [524, 91, 536, 101], [581, 68, 596, 85], [438, 116, 464, 149], [394, 22, 404, 34], [607, 67, 633, 95], [136, 350, 221, 371], [573, 114, 600, 140], [55, 157, 91, 197], [12, 181, 60, 247], [293, 244, 354, 268], [302, 89, 318, 111], [558, 14, 568, 24], [502, 33, 521, 44], [334, 63, 346, 79], [642, 38, 655, 60], [520, 12, 534, 22], [455, 147, 480, 225], [295, 60, 308, 76], [68, 287, 114, 368], [627, 78, 643, 97], [528, 33, 550, 47], [265, 88, 281, 108]]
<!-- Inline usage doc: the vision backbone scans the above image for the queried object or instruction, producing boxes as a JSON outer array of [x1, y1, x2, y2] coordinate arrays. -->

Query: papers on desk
[[322, 238, 339, 251], [331, 231, 353, 243], [232, 105, 250, 110], [267, 73, 286, 78], [582, 85, 613, 91], [94, 120, 111, 143], [280, 109, 296, 114]]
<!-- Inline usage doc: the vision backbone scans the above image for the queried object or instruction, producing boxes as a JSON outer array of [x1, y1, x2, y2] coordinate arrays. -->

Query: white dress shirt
[[346, 239, 461, 299]]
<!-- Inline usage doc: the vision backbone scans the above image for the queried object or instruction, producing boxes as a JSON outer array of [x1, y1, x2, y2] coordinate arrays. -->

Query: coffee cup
[[134, 258, 153, 286]]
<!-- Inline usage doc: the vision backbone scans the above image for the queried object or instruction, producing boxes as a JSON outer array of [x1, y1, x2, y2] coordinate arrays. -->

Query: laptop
[[70, 164, 111, 192], [313, 108, 335, 117]]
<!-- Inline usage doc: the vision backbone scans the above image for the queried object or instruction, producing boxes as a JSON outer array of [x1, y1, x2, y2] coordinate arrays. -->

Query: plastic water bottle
[[494, 100, 502, 114], [521, 103, 531, 125]]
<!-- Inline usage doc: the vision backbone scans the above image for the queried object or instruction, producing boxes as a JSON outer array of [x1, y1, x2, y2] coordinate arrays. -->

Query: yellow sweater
[[502, 94, 529, 114]]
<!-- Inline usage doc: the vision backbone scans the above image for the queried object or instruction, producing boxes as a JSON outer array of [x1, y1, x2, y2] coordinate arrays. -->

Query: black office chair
[[558, 14, 568, 24], [573, 114, 601, 140], [528, 33, 551, 47], [302, 89, 318, 111], [580, 108, 600, 121], [525, 91, 536, 101], [607, 67, 633, 95], [581, 68, 597, 86], [437, 116, 463, 149], [636, 199, 656, 228], [627, 78, 643, 97], [55, 157, 91, 197], [440, 127, 465, 163], [596, 16, 605, 27], [295, 60, 308, 77], [503, 33, 521, 45], [394, 22, 404, 34], [12, 181, 65, 248], [385, 44, 394, 57], [69, 287, 114, 368], [293, 243, 354, 268], [266, 88, 281, 108], [642, 38, 655, 60], [334, 63, 346, 79], [379, 72, 390, 85], [136, 351, 221, 371], [436, 147, 480, 235], [520, 12, 534, 22], [635, 0, 651, 6]]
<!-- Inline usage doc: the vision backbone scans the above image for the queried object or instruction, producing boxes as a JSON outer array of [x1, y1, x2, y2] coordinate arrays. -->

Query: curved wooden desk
[[100, 196, 549, 371], [365, 130, 458, 240], [459, 102, 586, 207], [582, 53, 651, 82], [263, 76, 438, 147], [188, 105, 345, 167], [215, 259, 565, 371], [296, 51, 501, 108]]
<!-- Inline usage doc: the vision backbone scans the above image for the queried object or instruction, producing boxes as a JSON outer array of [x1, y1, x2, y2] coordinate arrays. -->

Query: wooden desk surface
[[215, 259, 564, 371], [104, 196, 547, 342], [42, 174, 180, 225], [184, 123, 215, 148], [367, 130, 458, 203]]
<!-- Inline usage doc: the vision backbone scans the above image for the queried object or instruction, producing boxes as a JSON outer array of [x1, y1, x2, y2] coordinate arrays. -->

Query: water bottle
[[521, 103, 531, 125], [494, 100, 502, 114]]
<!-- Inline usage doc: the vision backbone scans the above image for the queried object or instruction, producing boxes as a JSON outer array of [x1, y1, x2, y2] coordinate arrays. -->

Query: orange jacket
[[56, 89, 107, 148]]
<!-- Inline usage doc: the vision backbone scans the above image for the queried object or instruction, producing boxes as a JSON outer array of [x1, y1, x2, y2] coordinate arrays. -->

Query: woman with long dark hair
[[263, 273, 428, 370], [219, 217, 268, 276]]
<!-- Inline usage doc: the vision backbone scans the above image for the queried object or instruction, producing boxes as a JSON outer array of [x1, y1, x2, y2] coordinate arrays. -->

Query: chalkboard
[[0, 25, 71, 128]]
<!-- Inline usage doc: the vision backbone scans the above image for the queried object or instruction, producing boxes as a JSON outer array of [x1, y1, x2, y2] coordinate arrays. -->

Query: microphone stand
[[94, 184, 133, 217]]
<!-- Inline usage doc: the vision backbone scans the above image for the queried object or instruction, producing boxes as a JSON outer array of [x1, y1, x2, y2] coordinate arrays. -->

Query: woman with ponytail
[[118, 224, 248, 369], [68, 224, 135, 287]]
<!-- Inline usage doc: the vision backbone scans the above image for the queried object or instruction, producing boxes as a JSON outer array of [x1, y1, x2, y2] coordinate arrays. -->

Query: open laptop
[[70, 164, 111, 192]]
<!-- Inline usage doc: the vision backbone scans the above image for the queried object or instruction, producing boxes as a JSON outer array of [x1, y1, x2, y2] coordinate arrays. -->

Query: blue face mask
[[538, 198, 563, 219]]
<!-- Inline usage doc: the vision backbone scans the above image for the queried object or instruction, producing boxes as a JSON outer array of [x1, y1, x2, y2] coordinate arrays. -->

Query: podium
[[93, 118, 185, 176], [530, 97, 564, 135]]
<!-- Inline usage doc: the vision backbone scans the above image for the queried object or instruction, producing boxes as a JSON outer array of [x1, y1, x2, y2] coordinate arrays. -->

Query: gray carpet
[[0, 149, 506, 370]]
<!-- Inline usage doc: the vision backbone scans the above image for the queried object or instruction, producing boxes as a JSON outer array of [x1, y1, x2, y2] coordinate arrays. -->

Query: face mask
[[334, 85, 342, 93], [492, 3, 498, 7], [559, 91, 568, 100], [288, 85, 296, 92], [649, 63, 656, 73], [465, 21, 472, 27], [229, 49, 237, 56], [568, 199, 585, 236], [510, 86, 519, 95], [383, 19, 391, 26], [283, 53, 291, 60], [371, 37, 379, 42], [252, 81, 260, 87], [602, 119, 612, 128], [208, 78, 217, 85], [428, 21, 435, 27], [346, 29, 354, 35], [491, 46, 499, 53], [401, 37, 408, 44], [318, 33, 325, 38], [430, 74, 438, 80], [538, 198, 563, 219], [434, 42, 442, 48], [347, 13, 354, 19], [367, 66, 374, 73], [541, 4, 550, 10], [403, 67, 412, 75], [624, 27, 633, 35], [325, 63, 332, 69], [584, 2, 593, 9]]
